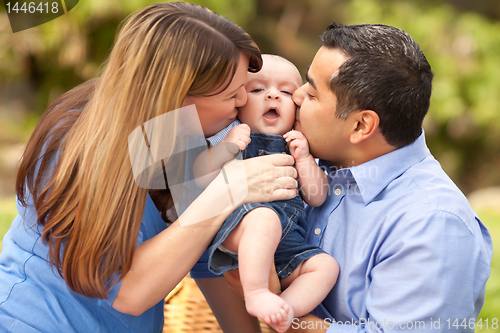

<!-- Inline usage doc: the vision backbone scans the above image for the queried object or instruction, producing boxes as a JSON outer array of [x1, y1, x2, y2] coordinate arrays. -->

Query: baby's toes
[[267, 314, 278, 325]]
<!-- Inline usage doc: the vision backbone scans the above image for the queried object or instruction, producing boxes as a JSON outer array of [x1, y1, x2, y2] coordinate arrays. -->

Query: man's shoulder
[[385, 155, 477, 231], [404, 155, 468, 207]]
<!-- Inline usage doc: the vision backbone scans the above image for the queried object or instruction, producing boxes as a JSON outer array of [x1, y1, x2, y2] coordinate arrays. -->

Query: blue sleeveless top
[[0, 194, 167, 333]]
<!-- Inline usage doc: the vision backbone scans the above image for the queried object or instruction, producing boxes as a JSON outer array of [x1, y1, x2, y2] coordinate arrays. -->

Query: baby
[[194, 55, 339, 332]]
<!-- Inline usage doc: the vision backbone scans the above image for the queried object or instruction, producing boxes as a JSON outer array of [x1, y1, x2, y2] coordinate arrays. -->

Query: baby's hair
[[262, 54, 295, 66], [261, 54, 303, 84]]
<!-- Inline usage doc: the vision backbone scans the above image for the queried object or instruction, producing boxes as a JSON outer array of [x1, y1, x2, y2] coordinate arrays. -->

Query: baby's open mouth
[[263, 108, 279, 120]]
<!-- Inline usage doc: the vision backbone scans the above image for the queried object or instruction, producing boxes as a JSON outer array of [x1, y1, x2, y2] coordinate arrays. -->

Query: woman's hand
[[222, 154, 298, 207], [114, 154, 297, 315]]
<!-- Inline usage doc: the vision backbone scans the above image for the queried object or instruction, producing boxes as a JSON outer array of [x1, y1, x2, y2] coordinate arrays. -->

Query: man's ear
[[350, 110, 380, 144]]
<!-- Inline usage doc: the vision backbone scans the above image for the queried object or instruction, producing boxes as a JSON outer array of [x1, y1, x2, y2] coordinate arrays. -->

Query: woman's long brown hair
[[16, 2, 261, 299]]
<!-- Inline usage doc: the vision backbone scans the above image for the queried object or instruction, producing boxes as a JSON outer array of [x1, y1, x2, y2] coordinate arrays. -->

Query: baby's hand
[[222, 124, 251, 154], [283, 130, 311, 163]]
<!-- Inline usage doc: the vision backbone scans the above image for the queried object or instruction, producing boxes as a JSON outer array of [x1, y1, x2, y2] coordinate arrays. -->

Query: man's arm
[[298, 211, 491, 333], [360, 211, 490, 331]]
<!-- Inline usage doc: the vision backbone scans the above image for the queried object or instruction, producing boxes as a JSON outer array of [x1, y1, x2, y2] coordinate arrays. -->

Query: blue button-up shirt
[[306, 132, 492, 332]]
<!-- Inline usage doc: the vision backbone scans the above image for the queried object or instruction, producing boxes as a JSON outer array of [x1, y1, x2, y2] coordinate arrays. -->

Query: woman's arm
[[193, 144, 235, 188], [112, 154, 297, 315]]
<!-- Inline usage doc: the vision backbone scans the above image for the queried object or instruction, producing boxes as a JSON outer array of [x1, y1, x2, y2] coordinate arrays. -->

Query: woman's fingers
[[249, 153, 297, 179], [260, 153, 295, 167], [274, 166, 297, 179], [222, 154, 299, 205], [271, 188, 298, 201], [274, 175, 298, 190]]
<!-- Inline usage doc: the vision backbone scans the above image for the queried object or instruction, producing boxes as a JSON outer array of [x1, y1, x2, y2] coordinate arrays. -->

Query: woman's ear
[[349, 110, 380, 144]]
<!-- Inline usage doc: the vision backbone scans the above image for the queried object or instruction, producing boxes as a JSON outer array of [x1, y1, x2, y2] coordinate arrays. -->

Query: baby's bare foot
[[245, 288, 294, 332]]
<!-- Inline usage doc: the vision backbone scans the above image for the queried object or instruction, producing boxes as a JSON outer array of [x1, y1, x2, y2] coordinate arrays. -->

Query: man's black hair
[[321, 23, 433, 147]]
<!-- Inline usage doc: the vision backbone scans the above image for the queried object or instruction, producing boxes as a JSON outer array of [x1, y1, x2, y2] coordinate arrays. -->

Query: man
[[288, 23, 492, 332]]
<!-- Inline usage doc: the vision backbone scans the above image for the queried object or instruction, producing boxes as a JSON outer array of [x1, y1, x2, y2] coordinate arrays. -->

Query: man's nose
[[292, 84, 306, 106]]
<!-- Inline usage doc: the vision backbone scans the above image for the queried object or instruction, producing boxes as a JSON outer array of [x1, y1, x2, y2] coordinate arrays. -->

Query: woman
[[0, 3, 297, 332]]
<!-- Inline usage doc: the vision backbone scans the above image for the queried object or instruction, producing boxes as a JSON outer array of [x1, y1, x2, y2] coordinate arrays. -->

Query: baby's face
[[238, 57, 302, 135]]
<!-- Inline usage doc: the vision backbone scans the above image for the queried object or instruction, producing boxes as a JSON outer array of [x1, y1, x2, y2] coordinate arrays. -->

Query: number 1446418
[[5, 2, 59, 14]]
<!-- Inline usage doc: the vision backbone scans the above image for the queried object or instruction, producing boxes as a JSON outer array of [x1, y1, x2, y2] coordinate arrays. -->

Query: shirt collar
[[321, 131, 430, 206], [206, 119, 242, 147]]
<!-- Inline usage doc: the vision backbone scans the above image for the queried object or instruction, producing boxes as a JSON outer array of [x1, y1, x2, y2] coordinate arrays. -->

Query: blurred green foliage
[[476, 209, 500, 332], [0, 197, 17, 252], [1, 0, 500, 195], [341, 0, 500, 193], [0, 0, 255, 128]]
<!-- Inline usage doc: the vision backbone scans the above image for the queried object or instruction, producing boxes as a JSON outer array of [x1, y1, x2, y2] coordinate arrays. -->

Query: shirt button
[[314, 228, 321, 235], [334, 188, 342, 196]]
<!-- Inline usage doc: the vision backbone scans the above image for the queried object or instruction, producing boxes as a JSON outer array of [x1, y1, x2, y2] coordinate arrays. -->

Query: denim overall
[[207, 132, 326, 279]]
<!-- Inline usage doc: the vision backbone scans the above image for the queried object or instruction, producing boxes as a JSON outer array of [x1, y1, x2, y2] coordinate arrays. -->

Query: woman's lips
[[228, 112, 238, 121]]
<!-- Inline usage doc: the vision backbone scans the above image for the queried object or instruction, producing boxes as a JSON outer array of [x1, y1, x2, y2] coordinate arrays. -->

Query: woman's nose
[[292, 84, 306, 106], [235, 86, 248, 108]]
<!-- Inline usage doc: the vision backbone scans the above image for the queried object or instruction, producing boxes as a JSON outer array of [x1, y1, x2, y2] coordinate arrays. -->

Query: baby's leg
[[222, 207, 294, 332], [280, 253, 339, 317]]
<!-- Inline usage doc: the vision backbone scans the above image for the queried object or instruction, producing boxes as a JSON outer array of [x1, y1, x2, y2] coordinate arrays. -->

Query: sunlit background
[[1, 0, 499, 330]]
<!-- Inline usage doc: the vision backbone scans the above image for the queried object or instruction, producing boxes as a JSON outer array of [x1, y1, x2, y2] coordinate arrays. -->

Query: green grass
[[476, 209, 500, 333], [0, 196, 18, 252], [0, 198, 499, 326]]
